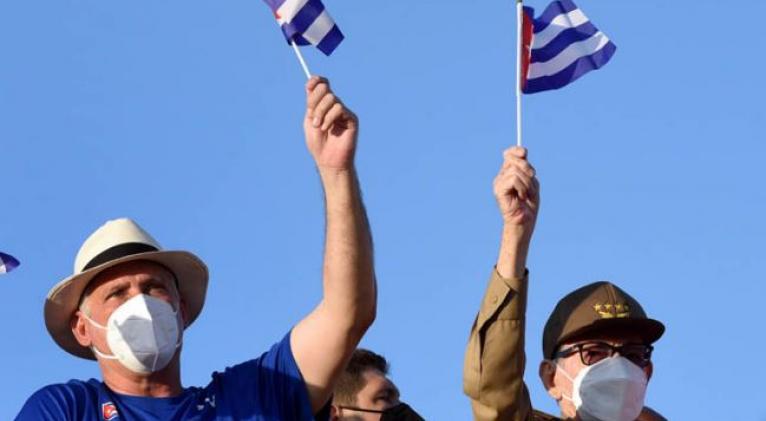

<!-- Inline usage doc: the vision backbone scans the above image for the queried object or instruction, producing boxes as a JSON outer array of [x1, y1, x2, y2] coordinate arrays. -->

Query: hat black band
[[83, 243, 159, 271]]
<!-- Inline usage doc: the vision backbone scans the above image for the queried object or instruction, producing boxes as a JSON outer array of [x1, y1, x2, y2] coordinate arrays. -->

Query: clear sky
[[1, 0, 764, 419]]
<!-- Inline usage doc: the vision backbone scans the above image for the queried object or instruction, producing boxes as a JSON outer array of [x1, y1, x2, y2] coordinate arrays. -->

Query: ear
[[329, 405, 341, 421], [539, 360, 562, 400], [645, 361, 653, 381], [71, 310, 93, 348], [180, 297, 190, 327]]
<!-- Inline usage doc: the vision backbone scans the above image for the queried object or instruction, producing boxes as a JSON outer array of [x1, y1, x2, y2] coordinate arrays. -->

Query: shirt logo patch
[[197, 394, 216, 411], [102, 402, 119, 420]]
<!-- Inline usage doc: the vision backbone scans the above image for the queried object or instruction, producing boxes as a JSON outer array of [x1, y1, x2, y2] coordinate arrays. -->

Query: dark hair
[[333, 348, 389, 405]]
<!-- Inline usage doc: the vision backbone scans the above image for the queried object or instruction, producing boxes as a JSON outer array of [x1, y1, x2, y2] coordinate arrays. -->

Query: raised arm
[[494, 147, 539, 280], [291, 77, 376, 412], [464, 147, 539, 421]]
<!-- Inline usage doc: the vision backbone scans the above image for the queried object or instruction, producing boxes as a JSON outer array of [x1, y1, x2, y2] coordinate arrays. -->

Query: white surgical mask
[[83, 294, 182, 374], [556, 356, 648, 421]]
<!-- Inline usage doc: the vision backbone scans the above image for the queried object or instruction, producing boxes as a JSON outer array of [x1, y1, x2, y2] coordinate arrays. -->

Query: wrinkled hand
[[304, 77, 358, 172], [494, 147, 540, 236]]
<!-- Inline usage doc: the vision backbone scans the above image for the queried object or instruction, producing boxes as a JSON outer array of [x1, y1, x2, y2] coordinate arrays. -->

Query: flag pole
[[515, 0, 523, 147], [291, 41, 312, 80], [274, 18, 313, 79]]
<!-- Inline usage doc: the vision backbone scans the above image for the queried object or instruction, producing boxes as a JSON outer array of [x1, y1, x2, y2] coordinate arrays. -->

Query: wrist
[[318, 166, 362, 212], [496, 225, 532, 279], [318, 166, 356, 183], [501, 222, 533, 245]]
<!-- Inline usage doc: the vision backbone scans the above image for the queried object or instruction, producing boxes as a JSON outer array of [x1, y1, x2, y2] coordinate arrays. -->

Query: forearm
[[496, 224, 531, 279], [318, 167, 376, 335]]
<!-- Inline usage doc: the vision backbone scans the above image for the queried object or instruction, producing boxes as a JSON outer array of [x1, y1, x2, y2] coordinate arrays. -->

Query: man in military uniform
[[463, 147, 666, 421]]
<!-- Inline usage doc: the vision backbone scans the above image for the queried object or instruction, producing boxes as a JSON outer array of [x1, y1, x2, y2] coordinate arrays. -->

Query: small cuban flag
[[0, 252, 20, 275], [262, 0, 344, 56], [521, 0, 616, 94]]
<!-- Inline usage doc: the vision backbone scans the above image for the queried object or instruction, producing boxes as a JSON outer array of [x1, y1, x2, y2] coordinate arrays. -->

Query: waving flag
[[0, 252, 19, 274], [521, 0, 616, 94], [262, 0, 344, 56]]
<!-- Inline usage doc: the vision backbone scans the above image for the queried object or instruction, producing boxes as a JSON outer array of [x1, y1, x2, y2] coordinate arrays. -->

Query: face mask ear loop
[[80, 311, 119, 360], [81, 311, 107, 330], [174, 310, 184, 350], [546, 359, 577, 403], [91, 345, 118, 360]]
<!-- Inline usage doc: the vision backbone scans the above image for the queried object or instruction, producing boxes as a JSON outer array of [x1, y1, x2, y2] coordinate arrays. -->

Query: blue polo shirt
[[16, 333, 328, 421]]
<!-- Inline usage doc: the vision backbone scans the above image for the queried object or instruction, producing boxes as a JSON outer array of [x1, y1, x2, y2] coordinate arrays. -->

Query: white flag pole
[[291, 41, 312, 80], [275, 18, 312, 79], [515, 0, 523, 147]]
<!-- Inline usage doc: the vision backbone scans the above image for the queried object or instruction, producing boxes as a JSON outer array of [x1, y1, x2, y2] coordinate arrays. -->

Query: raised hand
[[494, 146, 540, 231], [494, 146, 540, 278], [304, 77, 358, 172]]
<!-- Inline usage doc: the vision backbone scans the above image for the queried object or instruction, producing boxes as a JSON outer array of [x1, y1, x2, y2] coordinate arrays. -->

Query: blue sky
[[1, 0, 764, 419]]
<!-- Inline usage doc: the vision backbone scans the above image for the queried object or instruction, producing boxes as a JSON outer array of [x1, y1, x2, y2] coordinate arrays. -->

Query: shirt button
[[491, 296, 498, 304]]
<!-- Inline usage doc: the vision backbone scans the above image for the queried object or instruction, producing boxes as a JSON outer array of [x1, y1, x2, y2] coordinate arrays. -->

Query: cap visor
[[560, 318, 665, 347]]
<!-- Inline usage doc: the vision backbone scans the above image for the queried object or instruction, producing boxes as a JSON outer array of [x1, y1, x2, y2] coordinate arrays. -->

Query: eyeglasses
[[555, 341, 654, 368]]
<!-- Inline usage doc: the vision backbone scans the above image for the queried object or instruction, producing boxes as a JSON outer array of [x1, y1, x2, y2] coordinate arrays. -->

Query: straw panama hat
[[45, 218, 208, 360]]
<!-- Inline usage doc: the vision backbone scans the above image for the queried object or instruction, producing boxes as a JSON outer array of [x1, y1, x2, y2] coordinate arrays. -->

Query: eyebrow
[[100, 275, 173, 297], [378, 384, 399, 398], [102, 282, 129, 300]]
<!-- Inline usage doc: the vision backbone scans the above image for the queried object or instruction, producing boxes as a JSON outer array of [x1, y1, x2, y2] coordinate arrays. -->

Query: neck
[[99, 353, 183, 397]]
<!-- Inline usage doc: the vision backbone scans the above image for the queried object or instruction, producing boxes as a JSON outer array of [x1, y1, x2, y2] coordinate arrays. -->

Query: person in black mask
[[331, 349, 425, 421]]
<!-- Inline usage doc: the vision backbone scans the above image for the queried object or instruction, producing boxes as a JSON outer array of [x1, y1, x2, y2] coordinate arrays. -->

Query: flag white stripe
[[527, 32, 610, 79], [532, 9, 590, 50], [276, 0, 309, 23], [302, 10, 334, 45]]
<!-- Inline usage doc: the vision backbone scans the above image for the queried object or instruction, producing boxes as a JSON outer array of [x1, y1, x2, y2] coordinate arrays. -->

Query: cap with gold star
[[542, 281, 665, 359]]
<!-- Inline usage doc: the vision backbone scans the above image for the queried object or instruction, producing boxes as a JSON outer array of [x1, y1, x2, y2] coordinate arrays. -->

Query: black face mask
[[338, 403, 425, 421], [380, 403, 425, 421]]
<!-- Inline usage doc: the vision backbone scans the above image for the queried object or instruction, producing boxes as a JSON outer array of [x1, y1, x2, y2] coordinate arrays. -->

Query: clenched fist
[[494, 146, 540, 236], [304, 77, 358, 172]]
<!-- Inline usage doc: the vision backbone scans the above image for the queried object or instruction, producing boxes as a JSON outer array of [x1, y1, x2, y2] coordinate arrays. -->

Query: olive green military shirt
[[463, 269, 547, 421]]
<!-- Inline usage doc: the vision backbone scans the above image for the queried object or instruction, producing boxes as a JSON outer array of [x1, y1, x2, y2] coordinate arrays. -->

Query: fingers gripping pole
[[291, 41, 312, 80], [516, 0, 523, 147]]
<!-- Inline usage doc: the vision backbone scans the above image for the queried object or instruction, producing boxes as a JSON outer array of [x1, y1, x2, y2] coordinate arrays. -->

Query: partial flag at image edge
[[0, 252, 20, 274]]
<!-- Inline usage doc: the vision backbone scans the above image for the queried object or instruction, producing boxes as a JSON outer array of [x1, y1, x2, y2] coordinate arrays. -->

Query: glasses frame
[[554, 341, 654, 368], [337, 405, 385, 414]]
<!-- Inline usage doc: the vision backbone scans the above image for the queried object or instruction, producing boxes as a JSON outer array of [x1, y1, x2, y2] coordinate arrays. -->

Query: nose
[[125, 284, 144, 300]]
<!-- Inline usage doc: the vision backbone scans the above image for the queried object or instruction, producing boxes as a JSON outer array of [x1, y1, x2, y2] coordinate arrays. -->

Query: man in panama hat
[[463, 147, 667, 421], [17, 76, 377, 421]]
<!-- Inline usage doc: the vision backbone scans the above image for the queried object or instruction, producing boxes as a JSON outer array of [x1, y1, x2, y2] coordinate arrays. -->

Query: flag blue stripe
[[282, 28, 311, 46], [316, 25, 343, 56], [535, 0, 579, 33], [289, 0, 326, 34], [530, 21, 599, 63], [524, 41, 616, 93]]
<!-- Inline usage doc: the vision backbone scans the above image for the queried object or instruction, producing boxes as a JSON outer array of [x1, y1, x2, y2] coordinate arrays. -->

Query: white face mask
[[556, 356, 648, 421], [83, 294, 182, 374]]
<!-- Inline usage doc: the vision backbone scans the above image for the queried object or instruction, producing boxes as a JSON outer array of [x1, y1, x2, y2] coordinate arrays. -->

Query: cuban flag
[[521, 0, 616, 94], [0, 252, 19, 275], [262, 0, 344, 56]]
